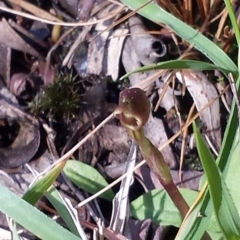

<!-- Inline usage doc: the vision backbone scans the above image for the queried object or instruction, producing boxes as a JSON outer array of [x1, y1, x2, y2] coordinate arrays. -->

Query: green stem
[[114, 88, 189, 217], [129, 128, 189, 217]]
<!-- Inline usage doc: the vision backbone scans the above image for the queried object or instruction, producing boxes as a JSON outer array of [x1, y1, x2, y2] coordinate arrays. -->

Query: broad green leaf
[[121, 60, 230, 80], [130, 188, 198, 227], [120, 0, 238, 76], [45, 187, 80, 237], [63, 160, 114, 201], [23, 161, 66, 205], [193, 122, 240, 239], [0, 184, 81, 240]]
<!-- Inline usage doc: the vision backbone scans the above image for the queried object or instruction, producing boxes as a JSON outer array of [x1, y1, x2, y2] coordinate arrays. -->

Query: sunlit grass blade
[[23, 161, 66, 205], [181, 79, 240, 239], [225, 127, 240, 206], [224, 0, 240, 69], [0, 184, 81, 240], [193, 122, 240, 239], [45, 187, 81, 237], [121, 59, 231, 80], [224, 0, 240, 44], [175, 183, 213, 240], [121, 0, 238, 76]]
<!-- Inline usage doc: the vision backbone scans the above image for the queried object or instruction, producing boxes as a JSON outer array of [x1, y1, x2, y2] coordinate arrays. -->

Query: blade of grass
[[225, 127, 240, 217], [45, 187, 81, 237], [176, 79, 240, 239], [120, 59, 231, 80], [23, 161, 66, 205], [193, 122, 240, 239], [0, 184, 81, 240], [224, 0, 240, 44], [175, 183, 213, 240], [224, 0, 240, 69], [120, 0, 238, 76]]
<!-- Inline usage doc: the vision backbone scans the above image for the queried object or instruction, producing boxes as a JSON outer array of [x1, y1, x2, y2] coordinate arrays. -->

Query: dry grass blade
[[183, 0, 192, 24], [196, 0, 207, 21], [0, 5, 126, 27], [155, 0, 183, 19], [109, 140, 137, 233], [202, 0, 210, 17], [215, 9, 228, 41], [62, 24, 92, 67], [134, 69, 167, 90], [89, 0, 153, 42], [8, 0, 62, 22], [154, 73, 174, 112], [179, 103, 195, 182]]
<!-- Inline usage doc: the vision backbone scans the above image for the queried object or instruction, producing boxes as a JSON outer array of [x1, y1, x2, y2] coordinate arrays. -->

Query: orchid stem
[[130, 128, 189, 217], [114, 88, 189, 217]]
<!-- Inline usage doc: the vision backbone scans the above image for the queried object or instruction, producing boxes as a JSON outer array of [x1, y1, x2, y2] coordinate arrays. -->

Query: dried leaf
[[107, 28, 128, 81], [0, 19, 43, 59], [176, 70, 221, 150], [8, 0, 62, 22]]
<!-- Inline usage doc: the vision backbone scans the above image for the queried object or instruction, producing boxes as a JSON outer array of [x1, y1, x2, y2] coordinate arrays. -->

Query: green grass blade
[[217, 78, 240, 174], [45, 187, 80, 237], [23, 161, 66, 205], [179, 78, 239, 239], [175, 184, 213, 240], [0, 184, 81, 240], [224, 0, 240, 45], [223, 0, 240, 69], [121, 59, 230, 80], [121, 0, 238, 76], [193, 122, 240, 239], [225, 129, 240, 217]]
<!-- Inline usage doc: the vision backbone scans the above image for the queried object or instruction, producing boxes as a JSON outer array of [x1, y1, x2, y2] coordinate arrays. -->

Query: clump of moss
[[30, 70, 81, 121]]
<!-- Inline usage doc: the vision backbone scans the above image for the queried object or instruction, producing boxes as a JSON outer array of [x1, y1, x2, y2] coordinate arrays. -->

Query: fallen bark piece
[[0, 81, 40, 168]]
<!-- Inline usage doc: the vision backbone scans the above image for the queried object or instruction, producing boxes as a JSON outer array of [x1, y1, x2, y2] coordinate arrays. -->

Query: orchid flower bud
[[114, 88, 151, 131]]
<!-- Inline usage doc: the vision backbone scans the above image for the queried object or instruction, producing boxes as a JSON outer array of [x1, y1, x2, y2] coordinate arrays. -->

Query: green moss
[[30, 70, 81, 121]]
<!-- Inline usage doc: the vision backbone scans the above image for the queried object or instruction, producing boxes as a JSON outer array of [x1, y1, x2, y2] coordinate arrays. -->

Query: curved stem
[[130, 128, 189, 217]]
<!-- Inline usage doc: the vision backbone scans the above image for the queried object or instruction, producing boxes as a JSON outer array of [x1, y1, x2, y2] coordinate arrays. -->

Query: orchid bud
[[114, 88, 151, 131]]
